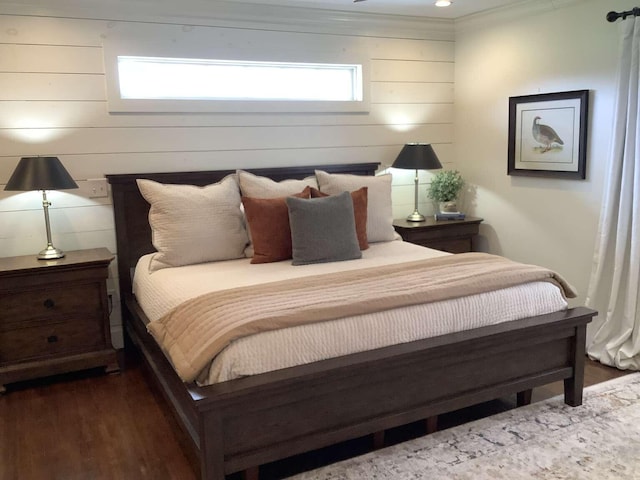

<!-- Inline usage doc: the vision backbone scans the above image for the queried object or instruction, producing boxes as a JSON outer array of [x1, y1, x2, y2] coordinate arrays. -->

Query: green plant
[[427, 170, 464, 202]]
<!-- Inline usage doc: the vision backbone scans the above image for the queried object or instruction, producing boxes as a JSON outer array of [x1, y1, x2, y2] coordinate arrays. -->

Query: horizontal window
[[118, 56, 363, 102], [104, 50, 370, 113]]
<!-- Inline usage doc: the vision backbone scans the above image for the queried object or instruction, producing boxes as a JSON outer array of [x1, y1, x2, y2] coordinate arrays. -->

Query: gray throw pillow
[[286, 191, 362, 266]]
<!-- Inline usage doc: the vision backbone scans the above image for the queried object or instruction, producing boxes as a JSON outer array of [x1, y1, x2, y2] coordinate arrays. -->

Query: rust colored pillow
[[310, 187, 369, 250], [242, 187, 311, 264]]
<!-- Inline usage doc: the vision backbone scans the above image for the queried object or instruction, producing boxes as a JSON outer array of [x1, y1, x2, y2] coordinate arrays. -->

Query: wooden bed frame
[[107, 163, 596, 480]]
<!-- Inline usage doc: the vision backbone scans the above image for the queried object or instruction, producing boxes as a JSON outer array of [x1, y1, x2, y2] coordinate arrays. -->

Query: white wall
[[0, 4, 456, 346], [5, 0, 623, 348], [455, 0, 638, 342]]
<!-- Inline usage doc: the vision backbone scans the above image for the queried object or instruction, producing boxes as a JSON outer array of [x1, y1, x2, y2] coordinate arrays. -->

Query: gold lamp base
[[38, 245, 65, 260], [405, 169, 426, 222], [406, 211, 426, 222], [36, 190, 66, 260]]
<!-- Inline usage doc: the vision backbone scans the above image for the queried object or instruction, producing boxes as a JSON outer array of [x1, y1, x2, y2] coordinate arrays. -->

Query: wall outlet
[[87, 178, 109, 198]]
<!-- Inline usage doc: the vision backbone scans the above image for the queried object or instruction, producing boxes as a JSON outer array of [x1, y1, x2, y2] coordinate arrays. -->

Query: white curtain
[[586, 17, 640, 370]]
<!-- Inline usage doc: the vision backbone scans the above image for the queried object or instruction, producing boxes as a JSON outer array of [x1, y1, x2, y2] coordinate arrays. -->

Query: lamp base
[[406, 211, 426, 222], [38, 245, 65, 260]]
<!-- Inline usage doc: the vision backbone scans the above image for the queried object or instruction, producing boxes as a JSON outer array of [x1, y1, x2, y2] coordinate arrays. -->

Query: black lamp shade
[[5, 157, 78, 191], [392, 143, 442, 170]]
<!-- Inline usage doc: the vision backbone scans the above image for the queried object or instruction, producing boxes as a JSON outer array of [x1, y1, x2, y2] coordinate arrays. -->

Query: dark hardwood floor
[[0, 352, 631, 480]]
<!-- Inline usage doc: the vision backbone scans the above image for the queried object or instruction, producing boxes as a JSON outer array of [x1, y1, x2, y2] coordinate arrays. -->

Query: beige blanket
[[147, 252, 576, 382]]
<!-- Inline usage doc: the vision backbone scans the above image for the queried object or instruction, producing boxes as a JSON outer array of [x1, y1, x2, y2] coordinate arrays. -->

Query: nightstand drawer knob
[[47, 335, 58, 343], [43, 299, 55, 309]]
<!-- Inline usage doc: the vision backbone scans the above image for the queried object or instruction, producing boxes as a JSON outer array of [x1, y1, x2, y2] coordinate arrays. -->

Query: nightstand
[[393, 217, 483, 253], [0, 248, 118, 392]]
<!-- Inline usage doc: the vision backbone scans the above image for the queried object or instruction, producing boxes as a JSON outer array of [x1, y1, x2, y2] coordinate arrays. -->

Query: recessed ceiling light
[[435, 0, 452, 6]]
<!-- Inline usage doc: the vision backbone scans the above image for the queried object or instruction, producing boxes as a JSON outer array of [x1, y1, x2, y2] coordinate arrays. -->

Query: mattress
[[133, 240, 569, 385]]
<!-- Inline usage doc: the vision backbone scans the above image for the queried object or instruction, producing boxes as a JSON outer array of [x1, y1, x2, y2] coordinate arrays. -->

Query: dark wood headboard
[[107, 162, 380, 299]]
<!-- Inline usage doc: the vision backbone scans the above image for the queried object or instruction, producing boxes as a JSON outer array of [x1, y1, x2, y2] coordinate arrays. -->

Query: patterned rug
[[290, 373, 640, 479]]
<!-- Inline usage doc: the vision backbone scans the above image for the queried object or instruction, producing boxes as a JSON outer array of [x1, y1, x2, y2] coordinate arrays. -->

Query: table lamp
[[392, 143, 442, 222], [4, 156, 79, 259]]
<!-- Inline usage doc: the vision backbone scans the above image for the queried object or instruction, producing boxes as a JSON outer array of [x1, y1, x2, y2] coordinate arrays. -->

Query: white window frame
[[103, 43, 370, 113]]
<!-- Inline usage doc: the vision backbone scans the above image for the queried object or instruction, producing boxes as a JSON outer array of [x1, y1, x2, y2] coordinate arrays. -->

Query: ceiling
[[221, 0, 529, 19]]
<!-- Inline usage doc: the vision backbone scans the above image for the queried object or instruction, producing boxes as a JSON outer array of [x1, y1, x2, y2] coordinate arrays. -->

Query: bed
[[107, 163, 596, 480]]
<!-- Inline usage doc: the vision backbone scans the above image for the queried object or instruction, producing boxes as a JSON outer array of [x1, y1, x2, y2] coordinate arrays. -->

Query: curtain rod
[[607, 7, 640, 22]]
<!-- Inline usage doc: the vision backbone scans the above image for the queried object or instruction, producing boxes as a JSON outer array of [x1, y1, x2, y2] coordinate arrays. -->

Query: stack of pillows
[[137, 169, 395, 271]]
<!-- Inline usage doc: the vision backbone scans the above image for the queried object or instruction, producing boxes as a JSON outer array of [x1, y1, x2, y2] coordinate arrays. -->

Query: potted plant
[[427, 170, 465, 213]]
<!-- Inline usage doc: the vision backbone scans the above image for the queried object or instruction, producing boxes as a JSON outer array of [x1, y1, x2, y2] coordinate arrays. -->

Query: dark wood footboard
[[125, 296, 594, 480]]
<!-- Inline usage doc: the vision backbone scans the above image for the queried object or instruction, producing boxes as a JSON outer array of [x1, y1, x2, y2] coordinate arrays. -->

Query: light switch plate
[[87, 178, 109, 198]]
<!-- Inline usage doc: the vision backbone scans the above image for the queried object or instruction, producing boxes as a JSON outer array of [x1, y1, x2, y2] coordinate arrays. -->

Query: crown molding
[[0, 0, 454, 41], [455, 0, 584, 33]]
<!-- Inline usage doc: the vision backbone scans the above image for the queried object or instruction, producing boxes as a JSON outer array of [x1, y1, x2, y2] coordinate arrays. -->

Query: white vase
[[439, 201, 459, 213]]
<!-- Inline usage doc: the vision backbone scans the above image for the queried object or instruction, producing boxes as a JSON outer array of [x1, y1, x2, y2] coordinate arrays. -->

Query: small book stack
[[435, 211, 466, 221]]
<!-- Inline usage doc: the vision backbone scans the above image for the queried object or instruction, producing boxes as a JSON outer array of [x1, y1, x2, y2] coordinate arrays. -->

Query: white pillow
[[137, 175, 248, 272], [315, 170, 395, 243], [237, 169, 318, 198], [237, 170, 318, 257]]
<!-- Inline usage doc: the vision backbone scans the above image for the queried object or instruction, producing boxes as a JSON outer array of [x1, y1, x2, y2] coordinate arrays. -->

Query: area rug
[[291, 373, 640, 479]]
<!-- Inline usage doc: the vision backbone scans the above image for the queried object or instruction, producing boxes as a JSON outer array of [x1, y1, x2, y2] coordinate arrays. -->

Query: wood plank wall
[[0, 11, 455, 347]]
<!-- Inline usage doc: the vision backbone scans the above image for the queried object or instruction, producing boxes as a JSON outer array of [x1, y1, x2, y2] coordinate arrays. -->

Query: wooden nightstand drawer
[[0, 283, 102, 326], [424, 238, 471, 254], [0, 317, 105, 364]]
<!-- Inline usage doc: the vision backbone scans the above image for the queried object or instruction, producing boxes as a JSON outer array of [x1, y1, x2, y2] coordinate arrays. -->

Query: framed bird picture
[[508, 90, 589, 179]]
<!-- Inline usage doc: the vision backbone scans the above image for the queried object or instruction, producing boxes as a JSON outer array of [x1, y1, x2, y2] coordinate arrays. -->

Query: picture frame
[[508, 90, 589, 179]]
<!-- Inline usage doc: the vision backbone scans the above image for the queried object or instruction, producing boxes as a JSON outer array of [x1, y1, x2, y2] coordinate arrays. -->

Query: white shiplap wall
[[0, 6, 455, 347]]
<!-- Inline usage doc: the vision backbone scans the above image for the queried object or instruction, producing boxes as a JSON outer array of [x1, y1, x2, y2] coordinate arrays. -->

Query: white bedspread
[[133, 241, 569, 385]]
